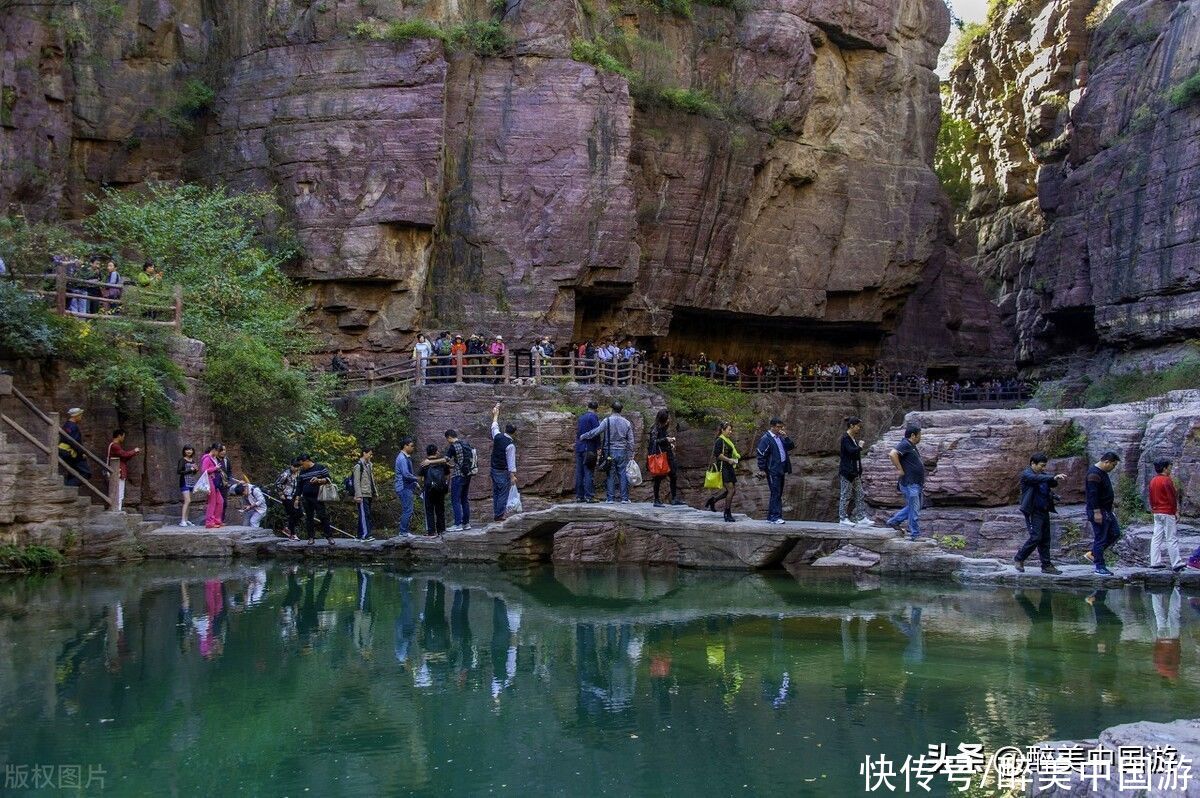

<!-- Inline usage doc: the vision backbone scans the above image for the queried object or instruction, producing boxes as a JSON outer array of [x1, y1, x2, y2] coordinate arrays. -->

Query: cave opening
[[1044, 306, 1099, 350], [572, 301, 888, 365]]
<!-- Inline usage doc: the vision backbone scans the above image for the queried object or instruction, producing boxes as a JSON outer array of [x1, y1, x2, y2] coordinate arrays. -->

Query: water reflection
[[3, 565, 1200, 797]]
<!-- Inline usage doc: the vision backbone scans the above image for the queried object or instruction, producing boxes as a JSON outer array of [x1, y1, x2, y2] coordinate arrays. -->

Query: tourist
[[101, 259, 124, 313], [59, 407, 89, 486], [489, 336, 506, 382], [433, 331, 453, 382], [394, 437, 420, 536], [217, 444, 233, 524], [450, 335, 467, 380], [273, 458, 303, 540], [704, 421, 741, 522], [755, 416, 794, 524], [1151, 586, 1182, 682], [579, 400, 636, 503], [232, 481, 267, 528], [648, 408, 682, 508], [1149, 459, 1183, 571], [135, 260, 162, 289], [444, 429, 476, 531], [295, 453, 335, 545], [574, 401, 601, 503], [490, 403, 518, 521], [353, 446, 377, 540], [1013, 453, 1066, 574], [200, 442, 225, 528], [885, 425, 924, 540], [106, 428, 141, 512], [419, 444, 450, 536], [838, 416, 871, 526], [1084, 451, 1121, 576], [177, 445, 199, 526], [413, 333, 432, 383]]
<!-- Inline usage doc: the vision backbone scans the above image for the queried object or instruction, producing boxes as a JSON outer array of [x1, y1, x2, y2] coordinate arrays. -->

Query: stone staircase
[[0, 429, 149, 562]]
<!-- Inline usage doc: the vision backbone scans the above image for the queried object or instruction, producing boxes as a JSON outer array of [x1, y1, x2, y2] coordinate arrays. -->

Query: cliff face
[[1, 0, 1009, 371], [949, 0, 1200, 370]]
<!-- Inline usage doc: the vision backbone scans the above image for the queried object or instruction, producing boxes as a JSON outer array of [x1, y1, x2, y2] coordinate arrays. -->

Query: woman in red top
[[106, 429, 141, 512], [1148, 459, 1183, 570]]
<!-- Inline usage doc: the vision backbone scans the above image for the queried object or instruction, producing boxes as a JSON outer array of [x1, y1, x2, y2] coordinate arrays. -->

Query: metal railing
[[0, 375, 116, 510], [332, 351, 1032, 406]]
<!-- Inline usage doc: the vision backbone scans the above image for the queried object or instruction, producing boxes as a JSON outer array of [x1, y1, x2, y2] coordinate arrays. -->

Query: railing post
[[456, 353, 464, 383], [55, 261, 67, 315], [173, 284, 183, 331], [568, 350, 576, 382], [47, 411, 60, 480], [107, 457, 121, 511], [502, 350, 510, 384]]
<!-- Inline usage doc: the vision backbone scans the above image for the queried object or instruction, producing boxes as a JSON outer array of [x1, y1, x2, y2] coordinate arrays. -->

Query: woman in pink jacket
[[201, 442, 226, 528]]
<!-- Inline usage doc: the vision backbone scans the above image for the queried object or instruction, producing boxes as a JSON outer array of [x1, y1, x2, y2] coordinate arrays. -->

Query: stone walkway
[[136, 502, 1200, 586]]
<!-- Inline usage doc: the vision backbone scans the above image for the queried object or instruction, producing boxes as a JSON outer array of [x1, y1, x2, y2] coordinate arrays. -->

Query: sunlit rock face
[[1, 0, 1009, 371]]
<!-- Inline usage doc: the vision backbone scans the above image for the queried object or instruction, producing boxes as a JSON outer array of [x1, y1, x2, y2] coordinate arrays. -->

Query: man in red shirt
[[107, 428, 141, 512], [1148, 458, 1183, 571]]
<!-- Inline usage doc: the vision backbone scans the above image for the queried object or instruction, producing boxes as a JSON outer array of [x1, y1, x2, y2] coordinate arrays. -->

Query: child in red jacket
[[1149, 459, 1183, 571]]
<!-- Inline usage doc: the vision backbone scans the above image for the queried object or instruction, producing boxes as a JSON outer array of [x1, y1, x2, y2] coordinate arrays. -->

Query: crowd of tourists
[[59, 397, 1194, 578], [39, 255, 166, 317]]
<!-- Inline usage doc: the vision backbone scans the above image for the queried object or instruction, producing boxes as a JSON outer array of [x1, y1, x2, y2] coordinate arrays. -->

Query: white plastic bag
[[192, 471, 211, 498], [625, 460, 643, 486], [505, 484, 523, 514]]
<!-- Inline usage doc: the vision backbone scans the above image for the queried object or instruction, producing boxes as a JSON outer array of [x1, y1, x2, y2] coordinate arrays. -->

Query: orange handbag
[[647, 452, 671, 477]]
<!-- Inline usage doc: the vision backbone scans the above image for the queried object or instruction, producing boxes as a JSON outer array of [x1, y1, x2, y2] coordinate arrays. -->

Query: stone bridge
[[138, 503, 928, 571]]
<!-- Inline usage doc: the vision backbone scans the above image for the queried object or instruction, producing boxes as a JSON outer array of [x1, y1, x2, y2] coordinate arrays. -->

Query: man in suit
[[756, 417, 795, 524]]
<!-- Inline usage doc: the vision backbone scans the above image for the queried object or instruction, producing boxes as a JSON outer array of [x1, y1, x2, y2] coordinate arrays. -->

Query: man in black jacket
[[838, 416, 873, 526], [755, 417, 795, 524], [295, 454, 334, 545], [1014, 452, 1066, 574]]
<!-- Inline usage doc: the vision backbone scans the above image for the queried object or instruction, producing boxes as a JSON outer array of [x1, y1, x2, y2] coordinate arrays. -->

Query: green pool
[[1, 564, 1197, 796]]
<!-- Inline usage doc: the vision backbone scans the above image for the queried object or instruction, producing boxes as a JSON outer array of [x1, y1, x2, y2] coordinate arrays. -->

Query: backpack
[[343, 472, 354, 494], [426, 463, 448, 492], [458, 441, 478, 476], [436, 337, 452, 356]]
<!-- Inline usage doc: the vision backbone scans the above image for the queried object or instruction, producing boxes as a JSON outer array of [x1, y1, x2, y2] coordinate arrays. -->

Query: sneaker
[[670, 500, 687, 506], [653, 503, 665, 508], [886, 520, 904, 532], [1095, 567, 1114, 576], [1041, 564, 1062, 575], [909, 533, 920, 542], [772, 518, 786, 525], [621, 500, 633, 504], [462, 523, 472, 531], [1013, 558, 1025, 573], [446, 525, 462, 533], [839, 518, 856, 526], [856, 518, 876, 527], [1173, 564, 1186, 573]]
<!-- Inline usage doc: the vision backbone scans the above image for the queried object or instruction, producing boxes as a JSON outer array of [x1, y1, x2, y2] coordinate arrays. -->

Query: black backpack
[[426, 463, 448, 492], [342, 473, 354, 494]]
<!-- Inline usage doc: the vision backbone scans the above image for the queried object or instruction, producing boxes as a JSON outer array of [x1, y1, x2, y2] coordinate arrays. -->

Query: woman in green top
[[704, 421, 741, 522]]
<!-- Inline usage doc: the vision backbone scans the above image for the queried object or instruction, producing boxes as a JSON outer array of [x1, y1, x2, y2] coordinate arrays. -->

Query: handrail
[[0, 411, 114, 508], [327, 351, 1032, 406], [15, 263, 183, 331], [11, 386, 112, 476]]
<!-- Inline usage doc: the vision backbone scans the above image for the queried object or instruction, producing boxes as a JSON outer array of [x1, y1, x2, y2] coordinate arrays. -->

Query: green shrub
[[66, 319, 187, 425], [952, 22, 986, 65], [1167, 71, 1200, 108], [1115, 475, 1150, 527], [570, 38, 635, 79], [647, 0, 693, 17], [379, 18, 445, 43], [0, 282, 71, 358], [349, 388, 412, 456], [174, 78, 215, 118], [657, 375, 756, 431], [936, 110, 976, 214], [1081, 354, 1200, 407], [934, 534, 967, 549], [1047, 421, 1088, 458], [0, 544, 65, 571], [445, 21, 512, 56], [655, 87, 724, 117]]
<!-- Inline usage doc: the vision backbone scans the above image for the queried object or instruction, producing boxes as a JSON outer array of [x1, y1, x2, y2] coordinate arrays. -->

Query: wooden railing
[[332, 351, 1032, 406], [13, 262, 183, 331], [0, 375, 116, 510]]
